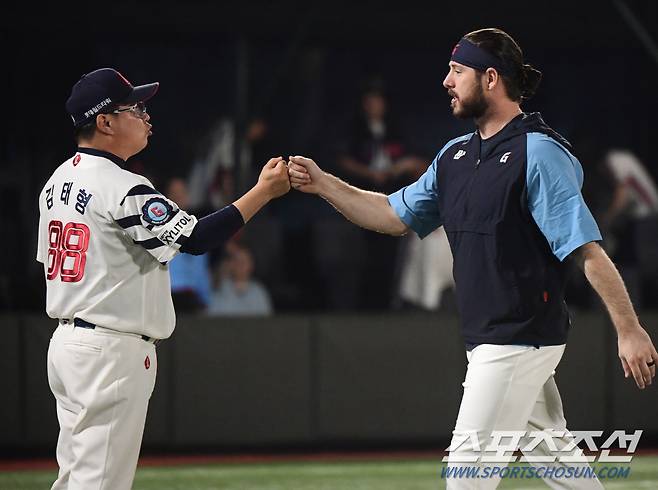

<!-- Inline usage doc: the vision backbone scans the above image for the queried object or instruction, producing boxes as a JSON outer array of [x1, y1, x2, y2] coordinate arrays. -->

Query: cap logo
[[83, 98, 112, 119], [452, 44, 460, 56]]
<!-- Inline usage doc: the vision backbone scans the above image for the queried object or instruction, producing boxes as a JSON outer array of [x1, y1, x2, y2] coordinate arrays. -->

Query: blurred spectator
[[166, 177, 212, 313], [208, 243, 273, 316], [338, 86, 424, 193], [337, 85, 426, 309], [600, 149, 658, 307], [601, 149, 658, 230], [187, 116, 270, 210]]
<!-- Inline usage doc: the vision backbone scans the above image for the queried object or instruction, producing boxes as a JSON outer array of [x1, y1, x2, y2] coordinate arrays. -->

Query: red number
[[46, 221, 63, 280], [46, 220, 90, 283]]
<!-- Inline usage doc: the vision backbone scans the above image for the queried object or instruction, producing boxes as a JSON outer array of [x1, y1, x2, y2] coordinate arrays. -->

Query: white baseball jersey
[[605, 149, 658, 219], [36, 149, 198, 339]]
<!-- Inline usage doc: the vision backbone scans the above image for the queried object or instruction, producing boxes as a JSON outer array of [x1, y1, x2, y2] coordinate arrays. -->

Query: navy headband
[[450, 38, 513, 76]]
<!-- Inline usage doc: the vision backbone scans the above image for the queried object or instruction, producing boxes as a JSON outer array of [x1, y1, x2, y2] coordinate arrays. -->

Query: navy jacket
[[389, 113, 602, 346]]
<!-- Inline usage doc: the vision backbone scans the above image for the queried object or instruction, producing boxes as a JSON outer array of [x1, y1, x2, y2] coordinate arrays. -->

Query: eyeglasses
[[110, 102, 148, 119]]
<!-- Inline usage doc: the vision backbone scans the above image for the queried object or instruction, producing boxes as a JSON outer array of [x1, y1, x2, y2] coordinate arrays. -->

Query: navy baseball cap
[[66, 68, 159, 127]]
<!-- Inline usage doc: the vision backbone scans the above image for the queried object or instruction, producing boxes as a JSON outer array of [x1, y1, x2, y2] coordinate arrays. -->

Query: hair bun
[[520, 64, 542, 100]]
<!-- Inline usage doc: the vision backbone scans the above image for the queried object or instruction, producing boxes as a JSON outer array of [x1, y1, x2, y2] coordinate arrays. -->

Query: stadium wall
[[2, 312, 657, 453]]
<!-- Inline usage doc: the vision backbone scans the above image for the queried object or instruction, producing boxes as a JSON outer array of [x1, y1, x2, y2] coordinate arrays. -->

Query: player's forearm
[[318, 172, 407, 235], [233, 183, 274, 224], [577, 242, 640, 333]]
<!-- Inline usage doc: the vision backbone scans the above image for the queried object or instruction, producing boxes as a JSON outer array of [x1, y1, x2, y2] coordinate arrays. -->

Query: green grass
[[2, 456, 657, 489]]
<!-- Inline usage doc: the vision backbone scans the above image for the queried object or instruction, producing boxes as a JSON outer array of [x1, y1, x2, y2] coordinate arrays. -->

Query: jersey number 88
[[47, 220, 90, 282]]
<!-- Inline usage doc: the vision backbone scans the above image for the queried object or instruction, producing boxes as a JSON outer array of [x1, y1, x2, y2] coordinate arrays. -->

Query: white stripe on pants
[[446, 344, 603, 489], [47, 323, 157, 490]]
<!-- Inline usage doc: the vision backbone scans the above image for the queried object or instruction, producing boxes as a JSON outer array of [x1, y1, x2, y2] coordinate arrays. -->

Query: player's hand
[[618, 325, 658, 389], [258, 157, 291, 199], [288, 155, 325, 194]]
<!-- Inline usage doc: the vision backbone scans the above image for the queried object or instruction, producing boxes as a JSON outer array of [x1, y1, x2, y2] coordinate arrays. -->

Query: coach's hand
[[288, 155, 326, 194], [258, 157, 291, 199], [618, 326, 658, 389]]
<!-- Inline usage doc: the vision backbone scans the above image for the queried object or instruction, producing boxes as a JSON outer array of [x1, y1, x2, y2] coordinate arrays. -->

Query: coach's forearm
[[577, 242, 640, 333], [233, 183, 273, 224], [318, 173, 408, 236]]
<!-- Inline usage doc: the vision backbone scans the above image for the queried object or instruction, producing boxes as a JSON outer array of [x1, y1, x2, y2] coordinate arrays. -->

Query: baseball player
[[288, 28, 658, 488], [37, 68, 290, 490]]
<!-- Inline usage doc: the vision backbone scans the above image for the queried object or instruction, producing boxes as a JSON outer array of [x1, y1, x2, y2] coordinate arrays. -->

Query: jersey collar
[[76, 147, 126, 167]]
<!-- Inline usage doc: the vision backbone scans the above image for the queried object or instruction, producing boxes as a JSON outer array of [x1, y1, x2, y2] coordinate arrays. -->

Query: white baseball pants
[[446, 344, 603, 489], [47, 322, 157, 490]]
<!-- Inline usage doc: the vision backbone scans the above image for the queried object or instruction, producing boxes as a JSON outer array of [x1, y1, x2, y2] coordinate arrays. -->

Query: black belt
[[61, 318, 161, 345]]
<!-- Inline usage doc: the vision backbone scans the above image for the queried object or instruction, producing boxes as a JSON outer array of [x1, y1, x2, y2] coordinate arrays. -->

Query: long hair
[[464, 28, 542, 102]]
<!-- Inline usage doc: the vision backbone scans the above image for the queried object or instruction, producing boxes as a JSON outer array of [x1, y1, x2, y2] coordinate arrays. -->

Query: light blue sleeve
[[387, 135, 469, 239], [526, 133, 602, 261]]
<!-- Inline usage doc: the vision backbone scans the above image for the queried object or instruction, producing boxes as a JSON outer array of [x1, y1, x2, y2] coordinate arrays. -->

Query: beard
[[451, 80, 488, 119]]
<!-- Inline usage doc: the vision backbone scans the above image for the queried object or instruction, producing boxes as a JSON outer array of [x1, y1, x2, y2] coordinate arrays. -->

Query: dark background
[[2, 0, 658, 455], [1, 0, 657, 312]]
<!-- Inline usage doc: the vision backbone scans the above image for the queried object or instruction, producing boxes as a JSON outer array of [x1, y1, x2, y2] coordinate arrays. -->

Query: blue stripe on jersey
[[120, 185, 161, 206], [133, 237, 166, 250], [115, 215, 142, 228]]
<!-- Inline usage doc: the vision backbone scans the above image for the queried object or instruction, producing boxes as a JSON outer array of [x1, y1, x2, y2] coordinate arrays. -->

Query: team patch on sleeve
[[141, 197, 174, 226]]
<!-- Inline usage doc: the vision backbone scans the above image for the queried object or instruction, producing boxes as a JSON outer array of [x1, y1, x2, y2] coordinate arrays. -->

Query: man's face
[[443, 62, 488, 119], [108, 103, 152, 154]]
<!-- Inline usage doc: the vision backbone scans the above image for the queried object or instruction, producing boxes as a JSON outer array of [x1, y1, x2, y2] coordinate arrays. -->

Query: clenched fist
[[287, 155, 326, 194], [258, 157, 291, 199]]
